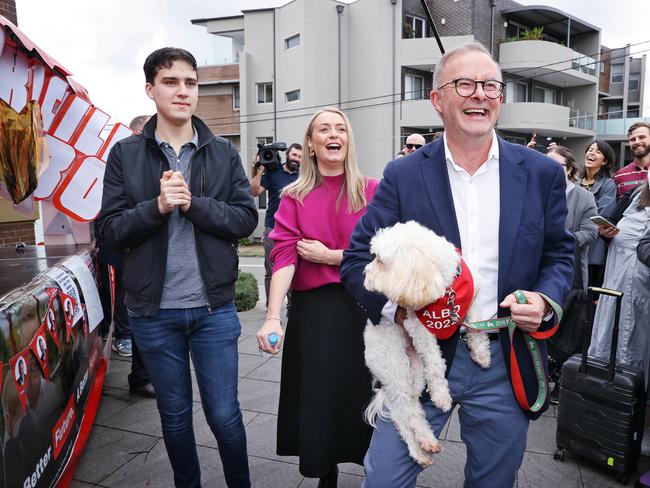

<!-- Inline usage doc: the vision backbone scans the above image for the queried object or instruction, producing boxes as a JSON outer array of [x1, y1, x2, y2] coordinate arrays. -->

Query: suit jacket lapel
[[419, 141, 462, 250], [498, 139, 527, 303]]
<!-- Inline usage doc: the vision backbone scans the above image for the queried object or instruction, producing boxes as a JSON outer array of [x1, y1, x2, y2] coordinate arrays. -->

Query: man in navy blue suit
[[340, 41, 574, 488]]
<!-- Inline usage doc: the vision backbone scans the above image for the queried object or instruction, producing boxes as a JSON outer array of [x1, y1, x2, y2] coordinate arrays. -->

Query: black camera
[[257, 141, 287, 172]]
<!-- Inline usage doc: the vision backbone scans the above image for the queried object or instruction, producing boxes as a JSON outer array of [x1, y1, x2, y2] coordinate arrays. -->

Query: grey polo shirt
[[155, 129, 207, 309]]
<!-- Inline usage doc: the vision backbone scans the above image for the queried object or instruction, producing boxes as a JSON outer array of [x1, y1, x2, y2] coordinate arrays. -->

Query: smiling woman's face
[[308, 111, 348, 175], [584, 142, 607, 173]]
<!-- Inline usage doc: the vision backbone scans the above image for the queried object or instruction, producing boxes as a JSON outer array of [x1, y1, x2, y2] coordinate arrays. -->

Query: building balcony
[[400, 99, 442, 128], [597, 116, 650, 139], [400, 35, 474, 70], [498, 102, 596, 137], [499, 40, 598, 88]]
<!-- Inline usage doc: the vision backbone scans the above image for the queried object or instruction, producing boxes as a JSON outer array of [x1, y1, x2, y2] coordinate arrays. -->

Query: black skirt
[[277, 283, 373, 477]]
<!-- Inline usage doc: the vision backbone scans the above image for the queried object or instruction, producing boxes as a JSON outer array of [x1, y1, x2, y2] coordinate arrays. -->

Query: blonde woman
[[257, 108, 378, 487]]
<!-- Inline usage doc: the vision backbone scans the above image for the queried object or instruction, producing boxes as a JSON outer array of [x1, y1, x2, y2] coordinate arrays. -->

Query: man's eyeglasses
[[405, 143, 423, 150], [437, 78, 504, 99]]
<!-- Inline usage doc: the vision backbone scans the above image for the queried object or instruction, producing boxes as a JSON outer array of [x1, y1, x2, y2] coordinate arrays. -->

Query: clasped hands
[[158, 170, 191, 214]]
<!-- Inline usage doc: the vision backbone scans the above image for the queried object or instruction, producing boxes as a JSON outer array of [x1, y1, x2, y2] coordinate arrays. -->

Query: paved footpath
[[72, 257, 649, 487]]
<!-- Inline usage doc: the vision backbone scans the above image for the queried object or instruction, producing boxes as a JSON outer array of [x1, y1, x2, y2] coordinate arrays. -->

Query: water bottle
[[260, 333, 279, 358]]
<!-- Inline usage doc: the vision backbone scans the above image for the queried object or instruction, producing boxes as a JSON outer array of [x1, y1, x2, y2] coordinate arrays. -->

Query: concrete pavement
[[71, 256, 646, 487]]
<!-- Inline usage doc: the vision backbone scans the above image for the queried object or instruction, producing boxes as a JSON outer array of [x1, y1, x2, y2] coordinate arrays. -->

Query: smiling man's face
[[431, 50, 502, 144], [145, 60, 198, 126]]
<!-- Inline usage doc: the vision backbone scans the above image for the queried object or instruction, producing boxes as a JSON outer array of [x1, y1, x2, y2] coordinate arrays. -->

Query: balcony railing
[[571, 54, 597, 77], [569, 109, 595, 130], [597, 116, 650, 135]]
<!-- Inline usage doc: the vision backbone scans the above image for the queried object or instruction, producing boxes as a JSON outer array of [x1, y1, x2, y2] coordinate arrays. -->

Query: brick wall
[[600, 47, 612, 94], [0, 0, 17, 24], [196, 65, 241, 137], [195, 94, 240, 136], [0, 221, 35, 247], [428, 0, 472, 37], [198, 64, 239, 82]]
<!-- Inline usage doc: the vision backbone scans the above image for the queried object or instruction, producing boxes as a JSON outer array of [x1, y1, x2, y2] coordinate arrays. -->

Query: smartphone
[[590, 215, 618, 230]]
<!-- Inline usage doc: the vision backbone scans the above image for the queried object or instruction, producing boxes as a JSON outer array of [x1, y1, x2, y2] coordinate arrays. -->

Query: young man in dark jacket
[[98, 47, 257, 488]]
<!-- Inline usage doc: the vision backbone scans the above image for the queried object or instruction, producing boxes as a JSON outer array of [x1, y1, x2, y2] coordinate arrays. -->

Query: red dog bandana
[[414, 255, 474, 340]]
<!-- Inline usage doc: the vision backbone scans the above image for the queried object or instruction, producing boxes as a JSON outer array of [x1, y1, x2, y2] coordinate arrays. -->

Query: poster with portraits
[[61, 255, 103, 333], [8, 350, 30, 412], [43, 293, 61, 348], [45, 267, 82, 326], [0, 248, 109, 488], [30, 327, 50, 379]]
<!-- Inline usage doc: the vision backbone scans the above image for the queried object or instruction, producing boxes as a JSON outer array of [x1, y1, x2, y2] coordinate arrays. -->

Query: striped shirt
[[613, 162, 648, 198]]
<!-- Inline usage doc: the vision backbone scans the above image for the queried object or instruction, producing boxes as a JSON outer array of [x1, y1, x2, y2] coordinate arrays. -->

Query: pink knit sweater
[[269, 174, 379, 291]]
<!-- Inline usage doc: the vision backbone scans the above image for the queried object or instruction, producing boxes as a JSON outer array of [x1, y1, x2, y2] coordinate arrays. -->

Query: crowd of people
[[96, 40, 649, 488]]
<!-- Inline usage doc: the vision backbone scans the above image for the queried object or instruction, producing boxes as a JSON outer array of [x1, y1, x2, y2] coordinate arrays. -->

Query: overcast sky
[[13, 0, 650, 126]]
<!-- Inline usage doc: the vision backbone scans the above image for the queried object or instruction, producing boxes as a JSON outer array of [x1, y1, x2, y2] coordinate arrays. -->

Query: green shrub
[[238, 237, 251, 247], [235, 272, 259, 311]]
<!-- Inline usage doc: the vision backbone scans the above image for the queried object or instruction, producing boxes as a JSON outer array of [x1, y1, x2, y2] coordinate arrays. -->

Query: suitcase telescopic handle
[[581, 287, 624, 382]]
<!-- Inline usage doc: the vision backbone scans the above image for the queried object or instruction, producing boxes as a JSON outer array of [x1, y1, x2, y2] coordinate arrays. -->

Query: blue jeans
[[128, 303, 250, 488], [362, 339, 529, 488]]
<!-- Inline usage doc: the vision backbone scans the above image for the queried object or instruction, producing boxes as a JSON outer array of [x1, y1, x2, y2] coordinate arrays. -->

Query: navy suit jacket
[[340, 137, 575, 419]]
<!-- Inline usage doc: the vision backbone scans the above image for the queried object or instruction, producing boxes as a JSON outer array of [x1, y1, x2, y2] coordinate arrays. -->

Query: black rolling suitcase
[[554, 287, 646, 485]]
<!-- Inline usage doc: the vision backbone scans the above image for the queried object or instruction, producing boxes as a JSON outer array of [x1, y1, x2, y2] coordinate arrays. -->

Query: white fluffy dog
[[363, 220, 491, 467]]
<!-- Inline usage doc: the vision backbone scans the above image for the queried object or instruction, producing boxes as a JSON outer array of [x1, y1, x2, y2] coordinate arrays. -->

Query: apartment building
[[597, 44, 647, 165], [192, 0, 639, 184], [194, 63, 241, 149]]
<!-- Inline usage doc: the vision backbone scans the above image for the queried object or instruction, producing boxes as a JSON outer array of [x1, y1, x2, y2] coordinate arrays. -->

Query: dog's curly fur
[[363, 221, 491, 467]]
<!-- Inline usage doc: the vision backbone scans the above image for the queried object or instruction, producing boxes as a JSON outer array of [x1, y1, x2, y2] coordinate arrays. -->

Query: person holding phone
[[589, 176, 650, 388], [578, 140, 617, 288]]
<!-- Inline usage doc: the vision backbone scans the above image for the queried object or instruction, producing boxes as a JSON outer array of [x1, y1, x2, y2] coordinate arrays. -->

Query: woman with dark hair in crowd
[[546, 145, 598, 402], [578, 140, 617, 288], [256, 107, 378, 487]]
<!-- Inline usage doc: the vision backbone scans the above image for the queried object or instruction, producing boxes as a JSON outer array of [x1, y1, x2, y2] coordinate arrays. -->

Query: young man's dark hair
[[143, 47, 198, 85]]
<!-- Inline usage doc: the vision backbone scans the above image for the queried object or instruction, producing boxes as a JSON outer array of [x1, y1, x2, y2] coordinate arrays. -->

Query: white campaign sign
[[60, 255, 103, 333]]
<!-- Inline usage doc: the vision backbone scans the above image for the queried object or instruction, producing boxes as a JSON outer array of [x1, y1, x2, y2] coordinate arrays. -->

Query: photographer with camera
[[251, 142, 302, 305]]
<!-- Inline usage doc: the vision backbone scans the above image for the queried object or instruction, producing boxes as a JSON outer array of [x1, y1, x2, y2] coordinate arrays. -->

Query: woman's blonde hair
[[282, 107, 368, 213]]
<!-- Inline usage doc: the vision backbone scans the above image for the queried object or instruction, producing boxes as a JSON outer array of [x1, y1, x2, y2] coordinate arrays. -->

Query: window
[[502, 135, 528, 146], [608, 101, 623, 119], [611, 64, 624, 83], [505, 80, 528, 103], [600, 61, 605, 73], [404, 74, 425, 100], [627, 108, 640, 118], [629, 72, 640, 91], [257, 82, 273, 104], [531, 85, 559, 104], [404, 15, 426, 38], [232, 85, 240, 110], [285, 89, 301, 103], [257, 136, 274, 146], [532, 87, 545, 103], [285, 34, 300, 50]]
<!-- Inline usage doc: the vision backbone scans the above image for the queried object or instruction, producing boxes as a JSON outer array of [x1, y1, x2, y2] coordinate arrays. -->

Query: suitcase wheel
[[616, 472, 630, 485], [553, 448, 565, 462]]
